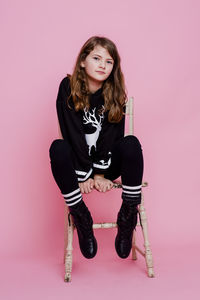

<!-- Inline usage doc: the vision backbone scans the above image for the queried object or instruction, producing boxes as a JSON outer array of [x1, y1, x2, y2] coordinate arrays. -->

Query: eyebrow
[[93, 54, 113, 61]]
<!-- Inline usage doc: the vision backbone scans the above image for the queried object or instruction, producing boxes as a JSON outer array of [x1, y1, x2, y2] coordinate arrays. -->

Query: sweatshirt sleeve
[[56, 77, 93, 182], [92, 107, 125, 174]]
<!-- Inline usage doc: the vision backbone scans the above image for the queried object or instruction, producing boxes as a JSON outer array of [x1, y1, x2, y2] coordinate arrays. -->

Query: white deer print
[[83, 106, 104, 156]]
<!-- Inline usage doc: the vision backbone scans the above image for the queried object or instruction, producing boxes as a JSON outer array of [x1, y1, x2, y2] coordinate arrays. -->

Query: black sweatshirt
[[56, 76, 125, 182]]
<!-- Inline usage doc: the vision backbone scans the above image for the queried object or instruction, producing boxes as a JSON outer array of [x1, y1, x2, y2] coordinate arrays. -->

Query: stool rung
[[93, 222, 117, 229], [134, 245, 145, 257], [112, 181, 148, 188]]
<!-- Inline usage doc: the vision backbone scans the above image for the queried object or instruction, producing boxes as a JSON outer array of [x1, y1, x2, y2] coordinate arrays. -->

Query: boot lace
[[117, 204, 138, 239], [69, 206, 94, 239]]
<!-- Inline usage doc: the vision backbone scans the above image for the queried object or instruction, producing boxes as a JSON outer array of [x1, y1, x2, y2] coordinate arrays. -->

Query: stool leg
[[139, 193, 155, 278], [64, 204, 68, 264], [64, 213, 74, 282], [132, 230, 137, 260]]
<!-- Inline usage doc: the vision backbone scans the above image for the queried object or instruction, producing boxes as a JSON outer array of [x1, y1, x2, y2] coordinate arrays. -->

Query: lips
[[96, 71, 105, 74]]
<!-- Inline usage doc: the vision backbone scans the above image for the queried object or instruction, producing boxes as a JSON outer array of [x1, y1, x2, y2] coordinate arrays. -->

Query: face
[[80, 45, 114, 87]]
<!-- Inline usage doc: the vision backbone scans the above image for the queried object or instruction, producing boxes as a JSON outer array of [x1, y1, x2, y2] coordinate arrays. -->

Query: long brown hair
[[66, 36, 128, 123]]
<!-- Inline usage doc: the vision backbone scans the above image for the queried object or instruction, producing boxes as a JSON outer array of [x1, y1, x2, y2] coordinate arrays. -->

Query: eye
[[93, 57, 99, 60], [107, 61, 113, 64]]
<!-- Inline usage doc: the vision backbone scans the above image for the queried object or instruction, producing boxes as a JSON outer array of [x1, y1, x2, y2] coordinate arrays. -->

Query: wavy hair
[[66, 36, 128, 123]]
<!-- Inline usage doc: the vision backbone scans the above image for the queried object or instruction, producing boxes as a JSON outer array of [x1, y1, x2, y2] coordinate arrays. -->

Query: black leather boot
[[69, 201, 97, 259], [115, 201, 138, 258]]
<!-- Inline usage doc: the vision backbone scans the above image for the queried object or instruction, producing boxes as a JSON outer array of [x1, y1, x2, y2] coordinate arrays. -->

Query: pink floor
[[1, 229, 200, 300]]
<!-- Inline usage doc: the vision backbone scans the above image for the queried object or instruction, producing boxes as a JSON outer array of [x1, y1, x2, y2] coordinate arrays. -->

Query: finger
[[104, 183, 112, 192], [94, 181, 100, 191], [97, 185, 102, 192], [104, 182, 109, 192], [80, 184, 84, 194], [100, 183, 105, 192], [88, 180, 93, 191], [84, 183, 89, 194], [103, 186, 107, 193], [89, 179, 94, 189], [104, 184, 109, 192], [100, 183, 106, 192], [87, 183, 92, 193], [104, 180, 112, 192], [97, 181, 102, 192], [108, 183, 113, 190]]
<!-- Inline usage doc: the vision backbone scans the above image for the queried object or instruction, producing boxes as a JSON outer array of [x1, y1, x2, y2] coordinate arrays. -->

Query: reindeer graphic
[[83, 106, 104, 156]]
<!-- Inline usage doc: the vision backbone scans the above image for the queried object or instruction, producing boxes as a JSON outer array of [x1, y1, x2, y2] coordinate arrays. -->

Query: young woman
[[49, 36, 144, 259]]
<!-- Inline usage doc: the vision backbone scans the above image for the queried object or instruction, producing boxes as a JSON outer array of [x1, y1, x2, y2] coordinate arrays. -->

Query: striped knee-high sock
[[122, 184, 142, 205], [62, 187, 83, 207]]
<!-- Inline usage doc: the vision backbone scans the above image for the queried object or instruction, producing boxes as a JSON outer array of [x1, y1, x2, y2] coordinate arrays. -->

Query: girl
[[49, 36, 144, 259]]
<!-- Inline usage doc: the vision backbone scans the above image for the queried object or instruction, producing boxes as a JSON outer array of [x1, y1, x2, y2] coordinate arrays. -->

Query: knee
[[123, 135, 142, 148], [49, 139, 71, 161], [121, 135, 142, 157]]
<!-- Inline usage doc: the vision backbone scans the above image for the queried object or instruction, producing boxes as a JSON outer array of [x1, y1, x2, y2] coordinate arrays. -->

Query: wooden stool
[[63, 97, 155, 282]]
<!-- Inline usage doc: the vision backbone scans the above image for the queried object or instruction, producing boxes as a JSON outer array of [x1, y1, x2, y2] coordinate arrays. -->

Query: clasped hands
[[78, 174, 113, 194]]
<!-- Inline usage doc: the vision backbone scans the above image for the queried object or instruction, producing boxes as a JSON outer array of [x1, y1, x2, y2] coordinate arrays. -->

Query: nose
[[99, 60, 106, 69]]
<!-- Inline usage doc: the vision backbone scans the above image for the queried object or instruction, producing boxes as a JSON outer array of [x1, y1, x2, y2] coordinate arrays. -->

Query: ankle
[[68, 199, 84, 211], [120, 201, 138, 212]]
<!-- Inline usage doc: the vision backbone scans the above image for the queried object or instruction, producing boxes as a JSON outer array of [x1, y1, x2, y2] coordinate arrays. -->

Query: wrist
[[94, 174, 104, 179]]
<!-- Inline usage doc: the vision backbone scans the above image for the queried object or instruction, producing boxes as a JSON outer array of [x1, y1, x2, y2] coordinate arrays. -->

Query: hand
[[94, 174, 113, 192], [78, 178, 94, 194]]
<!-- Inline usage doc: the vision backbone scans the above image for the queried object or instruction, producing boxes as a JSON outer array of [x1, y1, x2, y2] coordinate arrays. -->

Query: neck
[[87, 78, 103, 94]]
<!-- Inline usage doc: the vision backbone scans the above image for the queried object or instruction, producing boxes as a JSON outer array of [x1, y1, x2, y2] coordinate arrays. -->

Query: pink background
[[1, 0, 200, 298]]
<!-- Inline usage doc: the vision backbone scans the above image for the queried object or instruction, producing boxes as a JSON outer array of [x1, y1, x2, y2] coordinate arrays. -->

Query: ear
[[80, 61, 85, 68]]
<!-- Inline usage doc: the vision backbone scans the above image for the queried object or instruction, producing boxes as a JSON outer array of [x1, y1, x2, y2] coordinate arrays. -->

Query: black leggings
[[49, 135, 144, 206]]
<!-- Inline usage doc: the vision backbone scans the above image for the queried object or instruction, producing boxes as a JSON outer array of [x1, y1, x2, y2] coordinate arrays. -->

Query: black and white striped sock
[[122, 184, 142, 205], [62, 187, 83, 207]]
